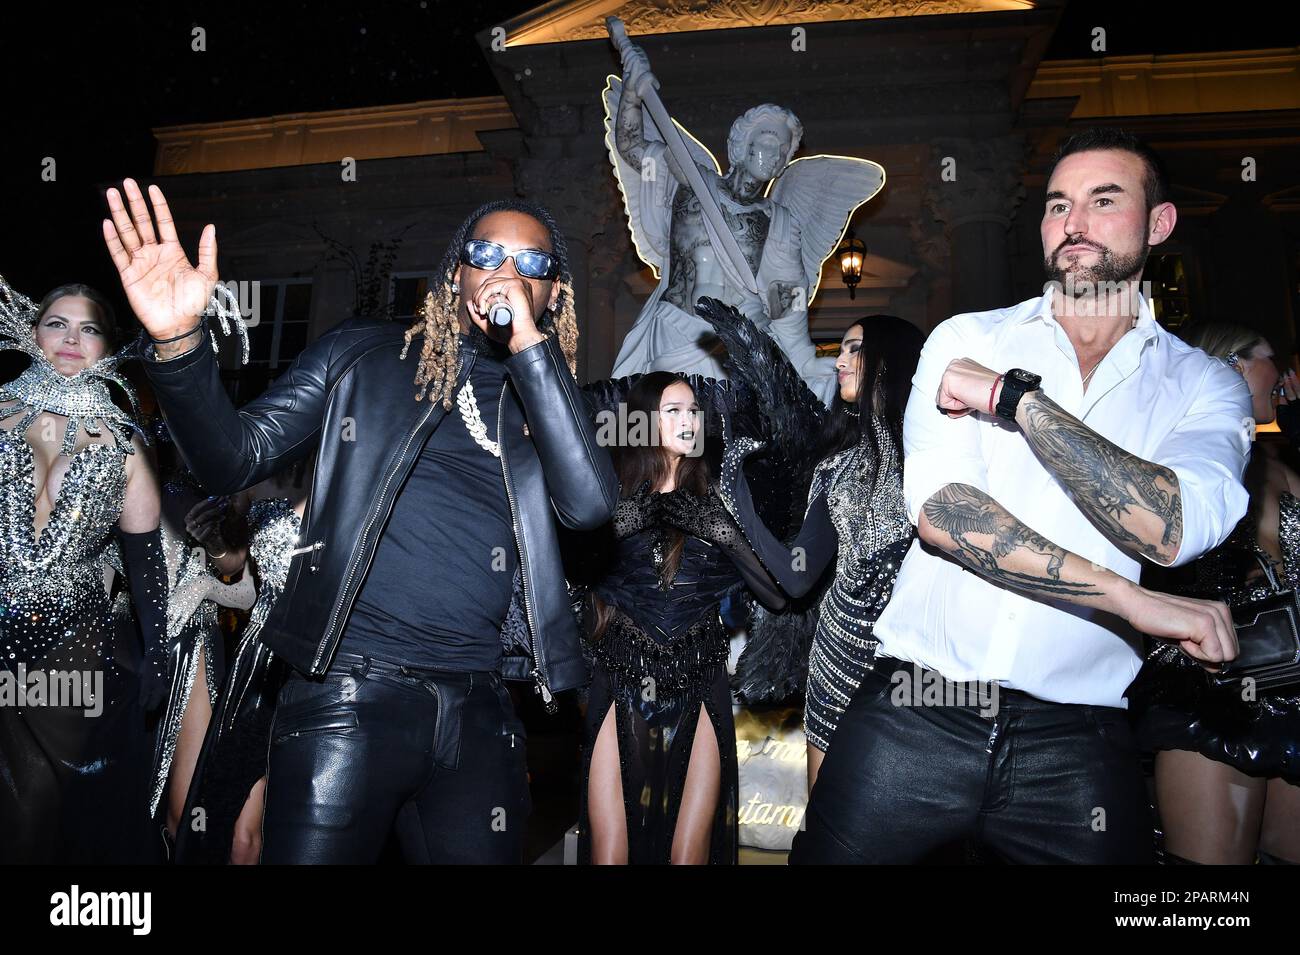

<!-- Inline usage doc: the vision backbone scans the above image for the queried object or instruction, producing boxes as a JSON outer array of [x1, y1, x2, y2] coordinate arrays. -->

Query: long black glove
[[116, 526, 172, 713], [612, 482, 663, 540], [658, 486, 786, 610]]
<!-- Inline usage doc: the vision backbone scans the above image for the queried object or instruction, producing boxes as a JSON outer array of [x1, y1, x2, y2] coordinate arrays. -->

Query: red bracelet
[[988, 374, 1004, 415]]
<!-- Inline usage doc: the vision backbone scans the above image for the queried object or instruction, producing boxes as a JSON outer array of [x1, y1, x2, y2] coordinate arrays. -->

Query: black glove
[[657, 486, 746, 552], [612, 482, 663, 540], [116, 527, 172, 714]]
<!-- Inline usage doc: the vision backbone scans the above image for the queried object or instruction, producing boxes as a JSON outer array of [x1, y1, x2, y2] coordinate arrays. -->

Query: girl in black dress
[[577, 371, 782, 864]]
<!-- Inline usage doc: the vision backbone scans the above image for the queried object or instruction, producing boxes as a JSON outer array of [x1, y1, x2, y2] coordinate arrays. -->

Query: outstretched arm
[[918, 482, 1236, 665], [103, 179, 331, 494], [658, 487, 787, 611]]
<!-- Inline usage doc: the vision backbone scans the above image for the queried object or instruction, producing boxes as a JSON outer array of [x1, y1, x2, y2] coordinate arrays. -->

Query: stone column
[[925, 136, 1028, 315]]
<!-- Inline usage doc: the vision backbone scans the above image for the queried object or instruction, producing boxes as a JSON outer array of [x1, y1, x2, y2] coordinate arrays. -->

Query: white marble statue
[[604, 30, 885, 405]]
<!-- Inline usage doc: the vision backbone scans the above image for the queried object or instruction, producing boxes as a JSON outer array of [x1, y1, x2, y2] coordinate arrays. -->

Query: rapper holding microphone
[[102, 179, 617, 863]]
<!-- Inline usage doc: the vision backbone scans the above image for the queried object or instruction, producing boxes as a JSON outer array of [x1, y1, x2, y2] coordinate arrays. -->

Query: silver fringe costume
[[146, 506, 256, 819], [175, 497, 301, 863]]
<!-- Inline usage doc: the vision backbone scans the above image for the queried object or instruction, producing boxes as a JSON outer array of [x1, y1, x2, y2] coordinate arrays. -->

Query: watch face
[[1009, 369, 1037, 385]]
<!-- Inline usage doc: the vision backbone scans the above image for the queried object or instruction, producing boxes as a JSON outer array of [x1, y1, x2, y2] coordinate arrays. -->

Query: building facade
[[147, 0, 1300, 395]]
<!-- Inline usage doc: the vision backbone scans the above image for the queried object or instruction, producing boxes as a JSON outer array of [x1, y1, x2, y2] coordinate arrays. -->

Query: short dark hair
[[1051, 127, 1168, 214]]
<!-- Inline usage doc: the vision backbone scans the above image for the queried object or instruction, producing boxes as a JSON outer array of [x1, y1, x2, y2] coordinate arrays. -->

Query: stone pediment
[[500, 0, 1039, 46]]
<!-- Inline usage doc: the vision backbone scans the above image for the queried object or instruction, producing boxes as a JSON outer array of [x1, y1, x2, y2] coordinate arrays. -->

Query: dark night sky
[[0, 0, 1281, 309]]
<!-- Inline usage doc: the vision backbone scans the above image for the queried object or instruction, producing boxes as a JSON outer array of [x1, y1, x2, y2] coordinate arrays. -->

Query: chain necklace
[[1081, 360, 1103, 388], [456, 380, 500, 457]]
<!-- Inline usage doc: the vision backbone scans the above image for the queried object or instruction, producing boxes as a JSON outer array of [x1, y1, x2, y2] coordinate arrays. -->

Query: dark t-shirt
[[340, 337, 519, 670]]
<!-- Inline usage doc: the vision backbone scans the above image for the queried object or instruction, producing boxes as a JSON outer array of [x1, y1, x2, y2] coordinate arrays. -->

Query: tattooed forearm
[[921, 484, 1106, 600], [1017, 391, 1182, 563]]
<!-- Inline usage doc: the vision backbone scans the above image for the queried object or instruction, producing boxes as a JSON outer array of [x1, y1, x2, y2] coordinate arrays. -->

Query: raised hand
[[101, 178, 217, 344]]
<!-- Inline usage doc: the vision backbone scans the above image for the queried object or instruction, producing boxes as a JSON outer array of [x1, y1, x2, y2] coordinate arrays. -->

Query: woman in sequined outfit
[[714, 313, 923, 788], [150, 442, 257, 846], [175, 461, 308, 864], [0, 280, 170, 863], [1128, 322, 1300, 865], [576, 371, 784, 865]]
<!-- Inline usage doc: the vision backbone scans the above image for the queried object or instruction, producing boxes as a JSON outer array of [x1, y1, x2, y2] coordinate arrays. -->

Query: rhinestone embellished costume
[[802, 417, 912, 752], [176, 497, 301, 863], [145, 477, 258, 819], [1129, 491, 1300, 783], [0, 284, 163, 862]]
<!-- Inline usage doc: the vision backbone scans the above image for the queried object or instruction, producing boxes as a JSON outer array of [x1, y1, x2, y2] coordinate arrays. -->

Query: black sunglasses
[[460, 239, 559, 280]]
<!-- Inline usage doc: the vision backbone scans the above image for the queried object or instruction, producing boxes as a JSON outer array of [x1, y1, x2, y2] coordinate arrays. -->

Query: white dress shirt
[[873, 291, 1253, 707]]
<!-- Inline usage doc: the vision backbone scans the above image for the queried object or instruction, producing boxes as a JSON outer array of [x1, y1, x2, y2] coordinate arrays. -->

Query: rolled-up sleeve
[[1152, 362, 1253, 568], [901, 317, 991, 526]]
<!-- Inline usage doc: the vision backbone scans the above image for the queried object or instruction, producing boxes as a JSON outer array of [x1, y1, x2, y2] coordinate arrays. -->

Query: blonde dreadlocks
[[399, 199, 580, 408]]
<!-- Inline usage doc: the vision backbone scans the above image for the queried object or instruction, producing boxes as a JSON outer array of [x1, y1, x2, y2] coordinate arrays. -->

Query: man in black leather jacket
[[103, 180, 618, 862]]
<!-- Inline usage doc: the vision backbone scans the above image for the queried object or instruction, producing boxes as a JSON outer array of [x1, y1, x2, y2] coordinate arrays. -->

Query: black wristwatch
[[995, 368, 1042, 421]]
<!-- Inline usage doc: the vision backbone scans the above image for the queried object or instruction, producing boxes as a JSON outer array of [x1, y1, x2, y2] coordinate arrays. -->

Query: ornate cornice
[[499, 0, 1036, 46]]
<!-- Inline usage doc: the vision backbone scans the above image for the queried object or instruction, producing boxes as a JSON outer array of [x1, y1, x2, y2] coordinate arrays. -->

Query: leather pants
[[261, 651, 530, 864], [790, 656, 1154, 864]]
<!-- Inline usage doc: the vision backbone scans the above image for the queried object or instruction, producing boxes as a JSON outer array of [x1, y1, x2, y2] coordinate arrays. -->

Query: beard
[[1043, 239, 1149, 297]]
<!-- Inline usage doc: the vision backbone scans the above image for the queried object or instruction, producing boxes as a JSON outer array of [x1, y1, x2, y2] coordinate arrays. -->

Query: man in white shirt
[[790, 128, 1253, 864]]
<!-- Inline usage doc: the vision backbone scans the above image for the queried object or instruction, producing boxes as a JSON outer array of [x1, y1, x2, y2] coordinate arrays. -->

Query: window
[[246, 279, 313, 370], [390, 272, 435, 323]]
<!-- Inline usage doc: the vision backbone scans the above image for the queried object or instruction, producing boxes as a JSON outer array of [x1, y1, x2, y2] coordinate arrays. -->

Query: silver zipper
[[289, 540, 325, 572], [497, 379, 554, 712], [312, 352, 475, 672]]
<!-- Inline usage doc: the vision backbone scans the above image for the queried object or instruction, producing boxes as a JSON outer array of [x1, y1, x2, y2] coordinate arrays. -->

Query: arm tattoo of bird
[[922, 484, 1104, 598]]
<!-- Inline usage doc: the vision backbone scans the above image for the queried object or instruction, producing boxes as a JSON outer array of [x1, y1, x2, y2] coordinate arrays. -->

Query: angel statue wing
[[601, 75, 722, 280], [768, 155, 885, 303]]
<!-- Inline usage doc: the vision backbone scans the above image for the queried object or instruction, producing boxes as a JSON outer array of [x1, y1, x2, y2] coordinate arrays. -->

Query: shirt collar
[[1020, 288, 1160, 343]]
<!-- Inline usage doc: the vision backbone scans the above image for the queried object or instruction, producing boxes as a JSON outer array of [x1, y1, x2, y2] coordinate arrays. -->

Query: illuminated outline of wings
[[601, 74, 723, 280], [765, 155, 886, 302]]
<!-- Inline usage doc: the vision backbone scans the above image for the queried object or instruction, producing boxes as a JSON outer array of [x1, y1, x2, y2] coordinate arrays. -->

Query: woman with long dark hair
[[577, 367, 784, 865], [1128, 321, 1300, 864], [702, 303, 924, 788], [0, 278, 169, 862]]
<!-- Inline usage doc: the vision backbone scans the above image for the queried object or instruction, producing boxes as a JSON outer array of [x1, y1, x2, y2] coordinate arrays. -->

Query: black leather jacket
[[141, 318, 618, 700]]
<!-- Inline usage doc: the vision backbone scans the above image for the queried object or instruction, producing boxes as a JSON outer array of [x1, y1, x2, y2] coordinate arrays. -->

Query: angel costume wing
[[601, 75, 722, 281], [694, 297, 834, 704], [768, 155, 885, 302]]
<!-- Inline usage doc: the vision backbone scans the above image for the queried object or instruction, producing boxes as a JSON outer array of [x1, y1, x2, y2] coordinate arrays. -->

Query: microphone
[[488, 302, 514, 327]]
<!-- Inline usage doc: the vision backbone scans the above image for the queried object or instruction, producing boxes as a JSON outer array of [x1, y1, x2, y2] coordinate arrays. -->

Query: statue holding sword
[[604, 17, 886, 405]]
